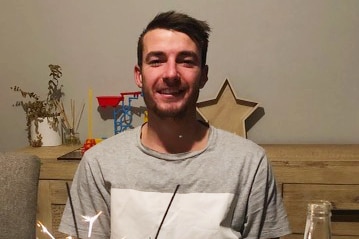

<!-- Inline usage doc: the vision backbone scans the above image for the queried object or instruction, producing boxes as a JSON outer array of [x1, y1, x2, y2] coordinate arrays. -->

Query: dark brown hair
[[137, 11, 211, 68]]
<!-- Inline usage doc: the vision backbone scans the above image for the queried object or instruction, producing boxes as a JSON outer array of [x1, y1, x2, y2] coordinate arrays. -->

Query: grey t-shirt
[[59, 126, 291, 238]]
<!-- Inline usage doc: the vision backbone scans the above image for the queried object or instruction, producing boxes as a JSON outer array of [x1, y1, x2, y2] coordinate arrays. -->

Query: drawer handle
[[332, 209, 359, 222]]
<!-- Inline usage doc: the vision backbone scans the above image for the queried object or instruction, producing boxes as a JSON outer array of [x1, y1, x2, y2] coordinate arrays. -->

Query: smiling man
[[60, 11, 291, 239]]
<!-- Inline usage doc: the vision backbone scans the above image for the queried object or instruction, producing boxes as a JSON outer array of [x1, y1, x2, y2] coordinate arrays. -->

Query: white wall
[[1, 0, 358, 151]]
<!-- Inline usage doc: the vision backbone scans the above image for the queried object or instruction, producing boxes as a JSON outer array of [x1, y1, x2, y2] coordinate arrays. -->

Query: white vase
[[30, 117, 62, 146]]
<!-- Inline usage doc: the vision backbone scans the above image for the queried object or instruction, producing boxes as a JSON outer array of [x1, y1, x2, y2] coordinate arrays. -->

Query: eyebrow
[[144, 51, 165, 63], [178, 51, 200, 61]]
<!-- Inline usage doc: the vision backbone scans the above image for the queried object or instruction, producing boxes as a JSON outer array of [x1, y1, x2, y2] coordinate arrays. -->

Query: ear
[[134, 65, 142, 88], [199, 65, 209, 89]]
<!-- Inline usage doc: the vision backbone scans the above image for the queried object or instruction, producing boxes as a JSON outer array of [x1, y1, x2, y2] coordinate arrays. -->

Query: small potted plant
[[11, 64, 65, 147]]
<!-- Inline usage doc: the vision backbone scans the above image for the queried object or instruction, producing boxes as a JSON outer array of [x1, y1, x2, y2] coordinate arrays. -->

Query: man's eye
[[148, 59, 162, 66], [181, 60, 197, 67]]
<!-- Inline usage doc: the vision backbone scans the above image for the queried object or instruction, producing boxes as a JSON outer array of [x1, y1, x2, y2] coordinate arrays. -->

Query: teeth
[[160, 89, 180, 94]]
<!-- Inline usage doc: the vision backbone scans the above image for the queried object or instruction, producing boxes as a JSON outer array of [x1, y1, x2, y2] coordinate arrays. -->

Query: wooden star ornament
[[196, 79, 259, 138]]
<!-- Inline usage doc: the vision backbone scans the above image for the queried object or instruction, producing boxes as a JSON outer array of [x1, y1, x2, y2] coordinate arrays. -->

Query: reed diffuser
[[57, 99, 85, 145]]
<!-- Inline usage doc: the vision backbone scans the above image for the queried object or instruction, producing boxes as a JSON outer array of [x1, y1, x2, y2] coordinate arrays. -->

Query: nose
[[163, 60, 180, 82]]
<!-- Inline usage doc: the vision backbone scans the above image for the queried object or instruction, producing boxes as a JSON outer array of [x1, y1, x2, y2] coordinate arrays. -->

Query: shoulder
[[208, 126, 267, 168], [211, 126, 265, 155], [81, 126, 140, 162]]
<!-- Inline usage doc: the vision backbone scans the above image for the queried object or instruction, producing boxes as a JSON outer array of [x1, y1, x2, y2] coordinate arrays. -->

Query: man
[[60, 11, 291, 239]]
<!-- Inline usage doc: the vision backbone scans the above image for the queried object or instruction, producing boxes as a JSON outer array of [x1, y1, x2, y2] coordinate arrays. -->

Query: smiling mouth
[[158, 88, 185, 96]]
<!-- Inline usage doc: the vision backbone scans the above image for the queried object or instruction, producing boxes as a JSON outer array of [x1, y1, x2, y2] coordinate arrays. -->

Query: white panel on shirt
[[111, 188, 238, 239]]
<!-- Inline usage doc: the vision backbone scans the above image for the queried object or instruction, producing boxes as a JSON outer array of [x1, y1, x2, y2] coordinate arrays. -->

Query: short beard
[[143, 88, 200, 120]]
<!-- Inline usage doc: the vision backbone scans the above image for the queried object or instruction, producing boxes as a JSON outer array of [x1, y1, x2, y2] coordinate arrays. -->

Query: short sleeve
[[59, 153, 111, 239], [242, 154, 291, 238]]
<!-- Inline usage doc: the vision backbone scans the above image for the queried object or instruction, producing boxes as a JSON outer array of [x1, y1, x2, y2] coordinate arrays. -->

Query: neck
[[141, 115, 209, 154]]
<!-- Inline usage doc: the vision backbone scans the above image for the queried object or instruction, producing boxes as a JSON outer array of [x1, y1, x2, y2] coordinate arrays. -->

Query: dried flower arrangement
[[11, 64, 64, 146]]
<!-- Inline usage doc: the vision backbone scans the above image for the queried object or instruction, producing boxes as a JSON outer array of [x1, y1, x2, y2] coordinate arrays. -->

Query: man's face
[[135, 29, 208, 119]]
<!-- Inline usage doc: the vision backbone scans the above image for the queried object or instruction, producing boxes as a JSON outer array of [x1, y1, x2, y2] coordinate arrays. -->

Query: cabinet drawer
[[283, 183, 359, 236], [37, 180, 72, 239]]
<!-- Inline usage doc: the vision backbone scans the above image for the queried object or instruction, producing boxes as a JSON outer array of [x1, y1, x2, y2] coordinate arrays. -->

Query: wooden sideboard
[[18, 144, 359, 239], [265, 144, 359, 239], [18, 145, 80, 239]]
